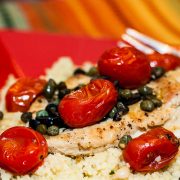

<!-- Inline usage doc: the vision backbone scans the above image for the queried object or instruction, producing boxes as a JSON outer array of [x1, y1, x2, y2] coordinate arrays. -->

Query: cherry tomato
[[6, 77, 46, 112], [58, 79, 118, 128], [123, 127, 179, 172], [98, 47, 151, 89], [0, 126, 48, 175], [147, 52, 180, 71]]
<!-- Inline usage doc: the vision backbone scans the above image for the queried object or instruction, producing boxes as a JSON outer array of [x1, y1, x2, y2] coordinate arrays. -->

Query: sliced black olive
[[73, 68, 86, 75], [43, 79, 57, 99], [151, 67, 165, 80], [138, 86, 153, 96], [140, 100, 155, 112], [47, 125, 59, 136], [29, 119, 40, 130], [118, 135, 132, 149], [45, 103, 59, 117], [21, 112, 32, 123], [86, 67, 99, 76], [36, 124, 47, 134], [36, 110, 49, 117]]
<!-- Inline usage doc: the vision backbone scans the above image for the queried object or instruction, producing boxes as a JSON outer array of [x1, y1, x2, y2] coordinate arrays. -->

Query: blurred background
[[0, 0, 180, 45]]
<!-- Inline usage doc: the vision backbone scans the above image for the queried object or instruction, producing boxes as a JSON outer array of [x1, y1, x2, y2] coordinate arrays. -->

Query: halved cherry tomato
[[98, 47, 151, 89], [58, 79, 118, 128], [147, 52, 180, 71], [6, 77, 46, 112], [123, 127, 179, 172], [0, 126, 48, 175]]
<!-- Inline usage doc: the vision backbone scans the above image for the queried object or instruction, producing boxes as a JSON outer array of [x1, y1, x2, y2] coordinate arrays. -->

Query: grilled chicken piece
[[46, 69, 180, 156]]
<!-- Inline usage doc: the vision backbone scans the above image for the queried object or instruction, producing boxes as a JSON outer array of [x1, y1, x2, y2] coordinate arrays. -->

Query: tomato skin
[[98, 47, 151, 89], [6, 77, 46, 112], [123, 127, 179, 172], [147, 52, 180, 71], [0, 126, 48, 175], [58, 79, 118, 128]]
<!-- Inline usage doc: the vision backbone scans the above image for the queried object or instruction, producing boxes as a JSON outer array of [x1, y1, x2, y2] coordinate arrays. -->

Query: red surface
[[0, 30, 117, 88]]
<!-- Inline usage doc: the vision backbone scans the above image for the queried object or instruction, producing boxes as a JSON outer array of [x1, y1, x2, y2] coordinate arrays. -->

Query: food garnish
[[1, 46, 180, 176], [118, 135, 132, 149], [21, 112, 32, 123], [98, 47, 151, 89], [43, 79, 57, 100], [151, 66, 165, 80], [123, 127, 179, 172], [0, 126, 48, 175], [6, 77, 46, 112], [147, 52, 180, 71], [0, 111, 3, 120], [58, 79, 118, 128]]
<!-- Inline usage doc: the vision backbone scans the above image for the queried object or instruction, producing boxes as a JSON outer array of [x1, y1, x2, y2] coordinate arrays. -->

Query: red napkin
[[0, 30, 117, 88]]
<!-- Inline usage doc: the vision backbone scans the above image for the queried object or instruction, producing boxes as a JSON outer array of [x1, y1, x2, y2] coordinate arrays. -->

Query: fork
[[118, 28, 180, 57]]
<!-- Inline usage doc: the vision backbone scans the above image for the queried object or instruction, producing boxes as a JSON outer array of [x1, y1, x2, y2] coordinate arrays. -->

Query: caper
[[122, 92, 141, 105], [52, 99, 60, 105], [118, 135, 132, 149], [87, 67, 99, 76], [46, 104, 59, 117], [142, 94, 157, 100], [151, 67, 165, 80], [151, 98, 162, 107], [92, 75, 110, 80], [113, 111, 122, 121], [138, 86, 153, 96], [73, 68, 86, 75], [140, 100, 155, 112], [21, 112, 32, 123], [116, 102, 129, 115], [36, 110, 49, 117], [43, 79, 57, 99], [29, 119, 40, 129], [58, 81, 67, 90], [119, 89, 133, 100], [36, 124, 47, 134], [58, 89, 71, 99], [0, 111, 4, 120], [113, 80, 119, 89], [108, 107, 117, 119], [47, 125, 59, 136]]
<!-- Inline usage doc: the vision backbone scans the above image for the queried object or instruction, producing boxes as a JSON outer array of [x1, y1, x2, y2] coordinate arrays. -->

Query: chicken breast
[[46, 69, 180, 156]]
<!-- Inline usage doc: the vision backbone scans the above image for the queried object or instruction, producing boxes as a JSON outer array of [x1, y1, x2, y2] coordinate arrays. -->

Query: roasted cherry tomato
[[147, 52, 180, 71], [123, 127, 179, 172], [58, 79, 118, 128], [98, 47, 151, 89], [6, 77, 46, 112], [0, 126, 48, 175]]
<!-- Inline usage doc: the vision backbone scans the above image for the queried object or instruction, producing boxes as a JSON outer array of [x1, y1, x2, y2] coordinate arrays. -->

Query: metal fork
[[118, 28, 180, 57]]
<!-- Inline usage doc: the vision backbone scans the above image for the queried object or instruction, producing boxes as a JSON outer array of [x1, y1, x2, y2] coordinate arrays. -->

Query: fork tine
[[126, 28, 180, 57], [121, 34, 154, 54]]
